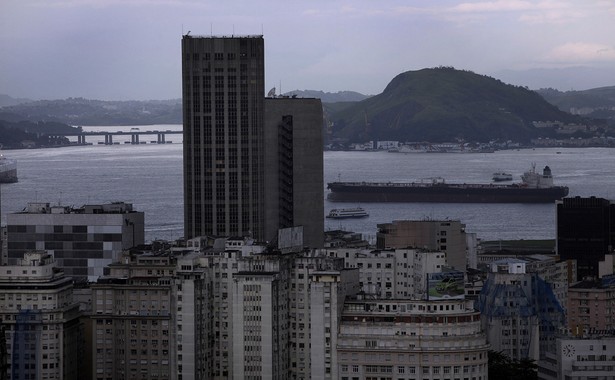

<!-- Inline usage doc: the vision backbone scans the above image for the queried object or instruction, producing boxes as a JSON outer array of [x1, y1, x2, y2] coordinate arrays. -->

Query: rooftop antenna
[[233, 24, 235, 36], [210, 23, 213, 37]]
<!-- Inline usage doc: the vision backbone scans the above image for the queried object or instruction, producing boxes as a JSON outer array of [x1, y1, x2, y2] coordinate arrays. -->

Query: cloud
[[442, 0, 586, 25], [542, 42, 615, 64]]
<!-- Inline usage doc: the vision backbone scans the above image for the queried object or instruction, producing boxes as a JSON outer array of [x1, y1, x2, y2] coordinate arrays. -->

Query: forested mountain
[[328, 67, 585, 143]]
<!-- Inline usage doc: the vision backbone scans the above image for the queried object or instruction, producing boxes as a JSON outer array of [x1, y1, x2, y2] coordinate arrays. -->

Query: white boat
[[492, 172, 513, 182], [0, 154, 17, 183], [326, 207, 369, 219]]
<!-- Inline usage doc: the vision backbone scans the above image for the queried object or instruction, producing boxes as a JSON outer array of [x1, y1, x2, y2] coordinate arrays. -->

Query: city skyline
[[1, 1, 615, 100]]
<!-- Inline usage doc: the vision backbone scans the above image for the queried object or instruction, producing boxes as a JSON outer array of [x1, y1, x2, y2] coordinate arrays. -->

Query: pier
[[54, 129, 183, 145]]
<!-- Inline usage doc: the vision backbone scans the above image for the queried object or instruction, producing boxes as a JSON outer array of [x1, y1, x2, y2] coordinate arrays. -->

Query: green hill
[[329, 67, 584, 143], [537, 86, 615, 122]]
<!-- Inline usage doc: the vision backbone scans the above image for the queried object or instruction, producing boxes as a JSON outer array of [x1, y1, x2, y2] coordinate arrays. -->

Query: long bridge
[[52, 129, 183, 145]]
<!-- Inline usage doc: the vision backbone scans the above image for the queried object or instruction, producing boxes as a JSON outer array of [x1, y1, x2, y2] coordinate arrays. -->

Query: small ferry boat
[[326, 207, 369, 219], [492, 172, 513, 182]]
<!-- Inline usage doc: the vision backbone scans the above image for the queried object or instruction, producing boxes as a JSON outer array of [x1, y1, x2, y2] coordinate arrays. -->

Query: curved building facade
[[337, 299, 489, 380]]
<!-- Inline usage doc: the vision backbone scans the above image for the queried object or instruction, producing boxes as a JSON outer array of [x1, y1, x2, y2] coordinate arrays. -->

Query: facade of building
[[538, 336, 615, 380], [557, 196, 615, 281], [324, 247, 447, 299], [376, 220, 469, 271], [477, 259, 566, 362], [263, 97, 324, 248], [0, 251, 83, 380], [337, 299, 489, 380], [86, 237, 360, 380], [89, 250, 176, 380], [567, 278, 615, 335], [182, 35, 266, 241], [6, 202, 144, 282], [175, 253, 213, 380], [182, 36, 325, 247]]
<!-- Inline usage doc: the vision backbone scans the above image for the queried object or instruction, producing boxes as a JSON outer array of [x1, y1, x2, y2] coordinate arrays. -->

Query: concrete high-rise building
[[556, 196, 615, 281], [182, 36, 324, 247], [0, 251, 83, 380], [89, 250, 176, 380], [182, 35, 266, 241], [6, 202, 144, 282], [264, 98, 324, 248]]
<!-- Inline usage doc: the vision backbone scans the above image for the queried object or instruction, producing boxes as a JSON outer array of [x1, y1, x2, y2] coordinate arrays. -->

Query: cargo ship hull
[[327, 182, 569, 203]]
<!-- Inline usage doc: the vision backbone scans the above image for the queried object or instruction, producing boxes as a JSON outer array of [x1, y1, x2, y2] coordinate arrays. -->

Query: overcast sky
[[1, 0, 614, 100]]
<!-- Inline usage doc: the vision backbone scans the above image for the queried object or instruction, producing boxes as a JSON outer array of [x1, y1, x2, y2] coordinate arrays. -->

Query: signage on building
[[426, 271, 465, 300]]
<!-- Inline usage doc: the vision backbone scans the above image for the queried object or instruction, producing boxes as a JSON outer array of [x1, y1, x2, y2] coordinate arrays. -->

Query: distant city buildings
[[6, 202, 144, 282]]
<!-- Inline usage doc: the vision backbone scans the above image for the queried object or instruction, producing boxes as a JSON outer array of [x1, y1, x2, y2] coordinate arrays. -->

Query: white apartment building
[[0, 251, 82, 380], [538, 336, 615, 380], [323, 248, 447, 299], [337, 299, 489, 380], [175, 253, 213, 380]]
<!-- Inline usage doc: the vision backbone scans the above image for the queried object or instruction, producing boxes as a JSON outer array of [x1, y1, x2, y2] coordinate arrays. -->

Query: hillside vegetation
[[537, 86, 615, 123], [0, 120, 76, 148], [1, 97, 182, 126], [329, 67, 583, 143]]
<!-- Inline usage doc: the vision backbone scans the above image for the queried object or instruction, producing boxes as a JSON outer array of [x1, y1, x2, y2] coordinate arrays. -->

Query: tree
[[488, 350, 538, 380]]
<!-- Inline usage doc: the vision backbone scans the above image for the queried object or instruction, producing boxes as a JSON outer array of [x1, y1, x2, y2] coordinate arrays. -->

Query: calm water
[[2, 124, 614, 243]]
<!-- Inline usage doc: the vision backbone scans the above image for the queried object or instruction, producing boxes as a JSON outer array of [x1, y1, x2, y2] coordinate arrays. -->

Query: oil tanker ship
[[327, 165, 569, 203]]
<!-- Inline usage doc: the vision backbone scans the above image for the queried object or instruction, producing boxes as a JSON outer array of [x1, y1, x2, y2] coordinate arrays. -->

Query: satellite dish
[[267, 87, 276, 97]]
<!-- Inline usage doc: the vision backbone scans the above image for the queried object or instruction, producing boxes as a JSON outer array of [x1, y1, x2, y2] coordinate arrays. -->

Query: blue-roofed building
[[477, 258, 566, 362]]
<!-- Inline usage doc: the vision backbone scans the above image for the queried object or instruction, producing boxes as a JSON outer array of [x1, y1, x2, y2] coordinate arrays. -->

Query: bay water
[[2, 124, 614, 243]]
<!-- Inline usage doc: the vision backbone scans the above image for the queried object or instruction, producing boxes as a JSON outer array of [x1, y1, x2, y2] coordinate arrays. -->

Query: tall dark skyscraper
[[182, 35, 324, 247], [557, 196, 615, 281], [182, 35, 265, 240]]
